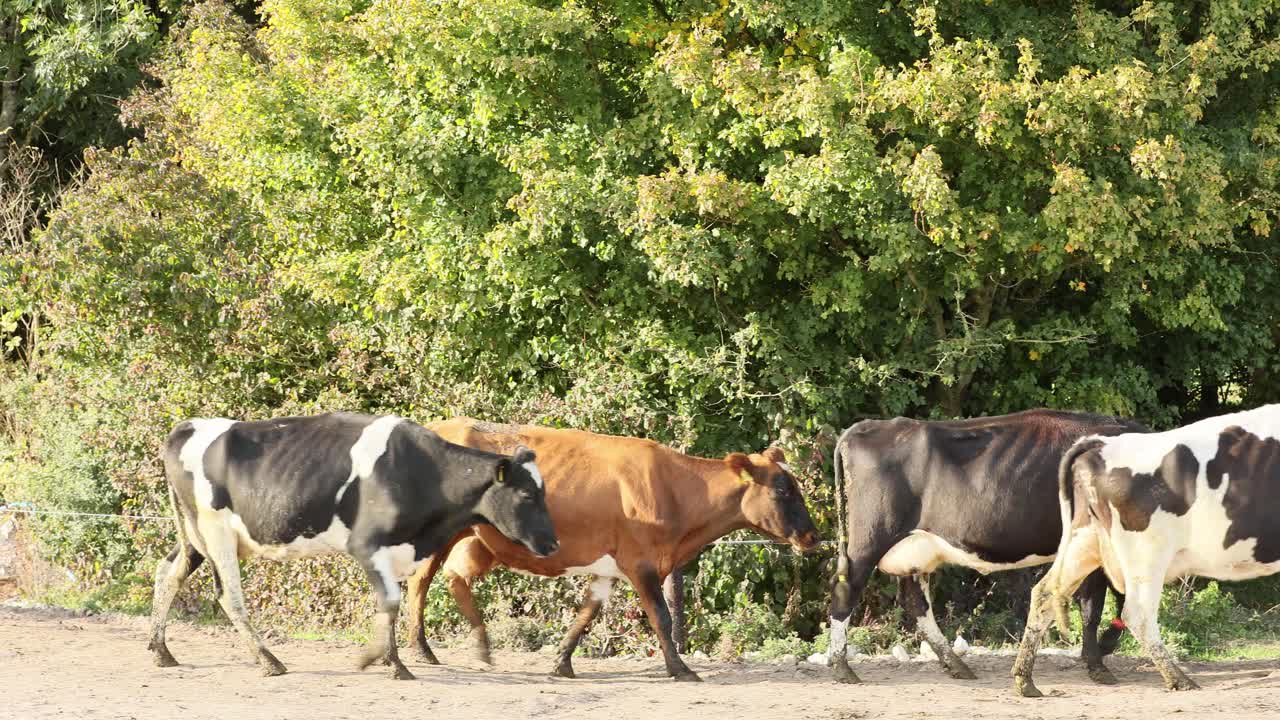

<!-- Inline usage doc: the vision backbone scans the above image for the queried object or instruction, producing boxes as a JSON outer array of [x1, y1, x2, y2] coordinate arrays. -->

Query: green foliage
[[1158, 581, 1239, 658]]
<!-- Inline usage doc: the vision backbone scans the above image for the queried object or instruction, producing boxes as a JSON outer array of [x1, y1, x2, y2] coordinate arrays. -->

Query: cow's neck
[[667, 458, 752, 567]]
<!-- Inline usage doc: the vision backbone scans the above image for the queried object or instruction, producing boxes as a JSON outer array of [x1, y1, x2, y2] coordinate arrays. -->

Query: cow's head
[[480, 446, 559, 557], [728, 447, 820, 552]]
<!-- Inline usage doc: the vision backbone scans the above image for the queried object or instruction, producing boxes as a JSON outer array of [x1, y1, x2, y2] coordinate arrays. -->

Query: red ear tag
[[1110, 618, 1127, 631]]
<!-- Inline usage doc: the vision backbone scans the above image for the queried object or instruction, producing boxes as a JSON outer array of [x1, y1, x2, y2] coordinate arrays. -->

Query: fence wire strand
[[0, 504, 835, 547]]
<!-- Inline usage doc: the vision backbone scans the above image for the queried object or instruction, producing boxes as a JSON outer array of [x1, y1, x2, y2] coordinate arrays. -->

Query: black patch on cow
[[1097, 444, 1198, 532], [201, 414, 369, 544], [1206, 426, 1280, 563]]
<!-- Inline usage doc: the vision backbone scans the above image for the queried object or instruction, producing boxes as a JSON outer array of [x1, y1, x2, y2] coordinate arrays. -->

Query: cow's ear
[[724, 452, 755, 483], [495, 459, 510, 484], [762, 447, 786, 464], [513, 445, 536, 465]]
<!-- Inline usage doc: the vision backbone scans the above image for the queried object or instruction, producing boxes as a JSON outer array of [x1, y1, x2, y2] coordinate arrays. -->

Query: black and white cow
[[147, 412, 559, 680], [828, 410, 1146, 683], [1013, 404, 1280, 696]]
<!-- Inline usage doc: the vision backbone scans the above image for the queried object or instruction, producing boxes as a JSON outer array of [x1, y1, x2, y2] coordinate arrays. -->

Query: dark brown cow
[[404, 419, 820, 681], [828, 410, 1145, 683]]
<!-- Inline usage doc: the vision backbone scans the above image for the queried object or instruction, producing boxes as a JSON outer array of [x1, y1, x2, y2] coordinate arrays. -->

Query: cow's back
[[432, 418, 679, 566]]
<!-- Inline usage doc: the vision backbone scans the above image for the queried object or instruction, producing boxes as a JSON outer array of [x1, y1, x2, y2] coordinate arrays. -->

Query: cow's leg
[[1012, 528, 1099, 698], [1075, 569, 1117, 684], [1122, 577, 1197, 691], [899, 574, 975, 680], [405, 532, 470, 665], [1098, 589, 1127, 656], [633, 567, 699, 682], [447, 570, 493, 665], [147, 539, 205, 667], [551, 576, 613, 679], [405, 553, 446, 665], [200, 518, 287, 676], [355, 548, 415, 680], [354, 552, 414, 680], [828, 545, 885, 684], [1013, 573, 1058, 697]]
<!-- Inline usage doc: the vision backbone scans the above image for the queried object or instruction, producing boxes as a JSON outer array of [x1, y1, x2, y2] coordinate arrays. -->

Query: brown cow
[[403, 419, 820, 682]]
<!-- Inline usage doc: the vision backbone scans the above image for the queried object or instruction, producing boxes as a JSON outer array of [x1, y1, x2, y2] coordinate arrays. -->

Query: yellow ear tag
[[738, 469, 753, 484], [497, 465, 506, 484], [838, 574, 847, 582]]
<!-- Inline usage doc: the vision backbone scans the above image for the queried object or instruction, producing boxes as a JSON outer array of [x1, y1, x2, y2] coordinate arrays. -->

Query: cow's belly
[[877, 530, 1054, 576], [224, 510, 351, 561], [1167, 541, 1280, 583], [504, 553, 623, 580]]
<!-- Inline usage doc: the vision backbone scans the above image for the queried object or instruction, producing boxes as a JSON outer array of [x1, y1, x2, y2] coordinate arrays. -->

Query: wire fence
[[0, 503, 838, 547]]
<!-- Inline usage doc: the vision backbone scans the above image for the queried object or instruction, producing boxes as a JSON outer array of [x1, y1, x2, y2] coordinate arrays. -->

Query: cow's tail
[[833, 427, 851, 576], [1054, 437, 1103, 569], [1050, 437, 1104, 637], [163, 483, 197, 558]]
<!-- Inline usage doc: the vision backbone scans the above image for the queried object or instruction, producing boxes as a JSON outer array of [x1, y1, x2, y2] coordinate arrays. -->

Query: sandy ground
[[2, 605, 1278, 720]]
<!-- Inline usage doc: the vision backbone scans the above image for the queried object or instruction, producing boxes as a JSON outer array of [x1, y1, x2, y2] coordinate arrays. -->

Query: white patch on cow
[[337, 415, 403, 503], [370, 543, 424, 605], [877, 530, 1053, 576], [828, 616, 849, 659], [522, 461, 544, 489], [1103, 472, 1280, 587], [227, 512, 351, 561], [179, 418, 237, 509], [562, 554, 622, 578], [589, 576, 615, 604], [777, 462, 793, 475]]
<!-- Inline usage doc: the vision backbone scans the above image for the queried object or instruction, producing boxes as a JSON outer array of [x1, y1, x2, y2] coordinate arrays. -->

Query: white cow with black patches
[[148, 412, 558, 680], [1013, 403, 1280, 697]]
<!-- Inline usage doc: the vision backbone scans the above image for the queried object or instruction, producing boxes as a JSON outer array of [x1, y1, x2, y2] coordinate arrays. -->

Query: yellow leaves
[[1070, 280, 1087, 292], [1028, 349, 1041, 361], [1130, 135, 1185, 183]]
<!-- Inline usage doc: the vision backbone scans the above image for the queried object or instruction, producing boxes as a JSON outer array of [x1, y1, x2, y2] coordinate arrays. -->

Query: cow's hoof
[[412, 644, 440, 665], [1014, 676, 1043, 698], [673, 670, 702, 682], [550, 659, 576, 679], [832, 662, 862, 684], [150, 645, 180, 668], [1088, 666, 1118, 685], [945, 661, 977, 680], [1168, 676, 1200, 691], [260, 658, 288, 677], [355, 651, 382, 672], [390, 663, 416, 681], [474, 649, 494, 666]]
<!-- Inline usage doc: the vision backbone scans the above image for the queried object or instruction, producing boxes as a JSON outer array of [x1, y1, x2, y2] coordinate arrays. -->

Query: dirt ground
[[2, 604, 1278, 720]]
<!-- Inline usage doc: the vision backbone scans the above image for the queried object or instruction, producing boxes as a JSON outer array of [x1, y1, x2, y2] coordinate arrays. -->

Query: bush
[[712, 594, 792, 658]]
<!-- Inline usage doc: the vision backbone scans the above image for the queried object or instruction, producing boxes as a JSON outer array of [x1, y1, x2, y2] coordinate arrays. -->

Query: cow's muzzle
[[526, 536, 560, 558], [790, 530, 821, 553]]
